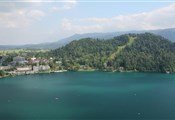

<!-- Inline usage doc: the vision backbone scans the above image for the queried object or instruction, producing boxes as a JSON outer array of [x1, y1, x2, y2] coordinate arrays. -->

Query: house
[[33, 66, 40, 72], [29, 57, 40, 64], [40, 65, 50, 71], [56, 61, 62, 65], [31, 57, 36, 61]]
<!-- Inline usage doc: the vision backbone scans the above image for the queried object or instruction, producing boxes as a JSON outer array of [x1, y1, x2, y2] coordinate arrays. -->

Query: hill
[[51, 33, 175, 73]]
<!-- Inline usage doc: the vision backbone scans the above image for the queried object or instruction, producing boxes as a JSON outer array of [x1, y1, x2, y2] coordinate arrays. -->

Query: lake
[[0, 72, 175, 119]]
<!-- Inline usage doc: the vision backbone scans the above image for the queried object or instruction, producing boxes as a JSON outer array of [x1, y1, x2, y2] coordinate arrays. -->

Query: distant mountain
[[1, 28, 175, 50], [51, 33, 175, 73], [150, 28, 175, 42]]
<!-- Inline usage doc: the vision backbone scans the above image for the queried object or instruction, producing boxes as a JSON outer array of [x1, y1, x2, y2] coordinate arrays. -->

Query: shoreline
[[0, 69, 172, 79], [0, 70, 68, 79]]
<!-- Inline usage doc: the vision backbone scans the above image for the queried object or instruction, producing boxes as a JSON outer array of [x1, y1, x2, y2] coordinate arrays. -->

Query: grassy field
[[0, 49, 49, 56], [108, 36, 136, 60]]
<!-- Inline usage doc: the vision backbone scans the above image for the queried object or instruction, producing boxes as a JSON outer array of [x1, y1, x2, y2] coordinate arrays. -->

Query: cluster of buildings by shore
[[0, 56, 66, 78], [8, 65, 51, 75]]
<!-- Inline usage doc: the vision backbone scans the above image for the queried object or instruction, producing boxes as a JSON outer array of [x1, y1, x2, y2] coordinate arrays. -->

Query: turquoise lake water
[[1, 72, 175, 119]]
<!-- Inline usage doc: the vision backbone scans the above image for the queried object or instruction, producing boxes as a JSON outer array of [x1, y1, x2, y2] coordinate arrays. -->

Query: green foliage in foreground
[[51, 33, 175, 73], [0, 70, 6, 77]]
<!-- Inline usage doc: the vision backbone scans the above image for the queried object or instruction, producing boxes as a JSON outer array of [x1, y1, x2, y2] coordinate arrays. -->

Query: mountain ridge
[[1, 28, 175, 50]]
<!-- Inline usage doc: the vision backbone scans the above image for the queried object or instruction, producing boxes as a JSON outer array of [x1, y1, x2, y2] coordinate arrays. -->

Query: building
[[0, 66, 12, 70], [29, 57, 49, 64], [13, 56, 28, 65], [33, 65, 50, 72], [56, 61, 62, 65], [33, 66, 40, 72], [16, 66, 32, 72], [29, 57, 40, 64], [40, 59, 49, 64], [31, 57, 36, 61]]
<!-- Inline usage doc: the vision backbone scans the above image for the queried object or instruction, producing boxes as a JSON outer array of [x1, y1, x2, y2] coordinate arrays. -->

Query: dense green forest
[[51, 33, 175, 73]]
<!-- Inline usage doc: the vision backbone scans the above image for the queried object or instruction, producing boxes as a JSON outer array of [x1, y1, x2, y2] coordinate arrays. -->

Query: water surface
[[0, 72, 175, 119]]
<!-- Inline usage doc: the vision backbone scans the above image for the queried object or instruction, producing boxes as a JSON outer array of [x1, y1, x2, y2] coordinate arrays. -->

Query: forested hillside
[[51, 33, 175, 73]]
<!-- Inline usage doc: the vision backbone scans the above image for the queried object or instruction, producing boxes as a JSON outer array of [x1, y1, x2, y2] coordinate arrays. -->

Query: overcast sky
[[0, 0, 175, 45]]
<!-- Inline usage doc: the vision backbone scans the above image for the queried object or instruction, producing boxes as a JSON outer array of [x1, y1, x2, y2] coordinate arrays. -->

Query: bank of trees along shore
[[51, 33, 175, 73], [1, 33, 175, 74]]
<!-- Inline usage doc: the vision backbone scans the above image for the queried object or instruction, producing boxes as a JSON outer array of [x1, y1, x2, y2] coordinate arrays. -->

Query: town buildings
[[12, 56, 28, 65]]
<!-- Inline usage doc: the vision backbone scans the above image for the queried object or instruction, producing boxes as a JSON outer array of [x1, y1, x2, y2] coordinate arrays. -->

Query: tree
[[0, 70, 6, 77]]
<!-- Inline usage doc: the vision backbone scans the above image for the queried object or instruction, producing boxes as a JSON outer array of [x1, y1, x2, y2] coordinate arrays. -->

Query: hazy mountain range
[[1, 28, 175, 50]]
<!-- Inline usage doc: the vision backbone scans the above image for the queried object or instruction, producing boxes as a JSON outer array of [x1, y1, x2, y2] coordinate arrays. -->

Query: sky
[[0, 0, 175, 45]]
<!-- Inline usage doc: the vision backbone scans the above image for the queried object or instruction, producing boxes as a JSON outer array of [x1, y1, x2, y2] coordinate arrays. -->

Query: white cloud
[[0, 9, 45, 28], [50, 0, 77, 12], [60, 3, 175, 35], [0, 0, 44, 12], [61, 18, 103, 33], [0, 0, 46, 28], [0, 0, 78, 28], [27, 10, 45, 20], [63, 0, 77, 10]]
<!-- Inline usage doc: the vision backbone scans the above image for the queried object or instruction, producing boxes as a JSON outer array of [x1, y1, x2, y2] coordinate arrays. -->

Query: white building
[[33, 65, 50, 72], [31, 57, 36, 61], [0, 66, 11, 70], [16, 66, 32, 71]]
